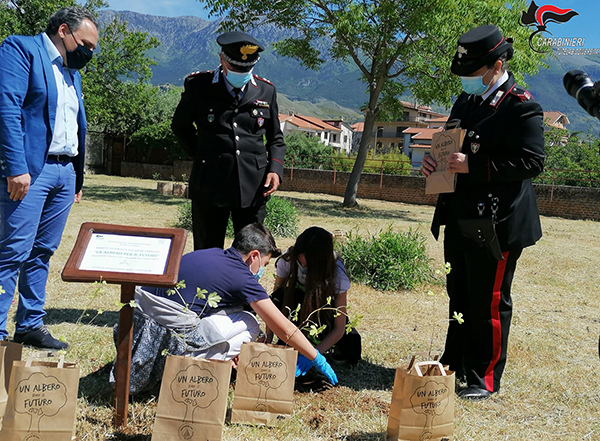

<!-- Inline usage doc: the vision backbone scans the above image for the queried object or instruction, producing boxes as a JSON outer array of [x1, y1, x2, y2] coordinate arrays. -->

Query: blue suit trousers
[[0, 159, 75, 337]]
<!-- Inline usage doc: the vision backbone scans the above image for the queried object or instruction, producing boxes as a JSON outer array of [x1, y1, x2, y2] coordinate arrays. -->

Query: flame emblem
[[240, 44, 259, 60]]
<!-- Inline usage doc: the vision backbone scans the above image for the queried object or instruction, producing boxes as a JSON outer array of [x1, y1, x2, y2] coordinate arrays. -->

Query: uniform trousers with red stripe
[[439, 226, 522, 393]]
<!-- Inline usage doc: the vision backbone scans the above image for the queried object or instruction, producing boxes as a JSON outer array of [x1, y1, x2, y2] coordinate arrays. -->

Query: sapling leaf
[[196, 288, 208, 300], [308, 324, 327, 337], [452, 311, 465, 324], [207, 292, 221, 309]]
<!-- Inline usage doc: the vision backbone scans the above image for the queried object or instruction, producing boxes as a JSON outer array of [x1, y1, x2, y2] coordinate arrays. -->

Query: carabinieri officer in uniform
[[422, 25, 545, 399], [172, 32, 286, 250]]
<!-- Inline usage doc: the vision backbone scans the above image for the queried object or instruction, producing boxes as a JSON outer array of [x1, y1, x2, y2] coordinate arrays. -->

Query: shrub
[[129, 119, 186, 163], [284, 132, 335, 169], [174, 197, 299, 238], [326, 149, 411, 176], [174, 201, 193, 230], [339, 227, 433, 290], [262, 196, 300, 237]]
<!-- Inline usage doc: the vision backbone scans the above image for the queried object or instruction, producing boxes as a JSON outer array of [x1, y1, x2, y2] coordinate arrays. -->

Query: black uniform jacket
[[431, 72, 545, 250], [171, 68, 286, 208]]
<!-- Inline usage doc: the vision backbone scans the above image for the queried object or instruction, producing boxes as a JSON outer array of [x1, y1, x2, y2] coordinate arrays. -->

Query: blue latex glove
[[295, 354, 313, 377], [311, 351, 338, 385], [295, 350, 339, 385]]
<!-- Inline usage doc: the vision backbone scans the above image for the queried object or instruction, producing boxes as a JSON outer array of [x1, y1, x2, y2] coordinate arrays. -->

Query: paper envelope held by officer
[[425, 128, 466, 194]]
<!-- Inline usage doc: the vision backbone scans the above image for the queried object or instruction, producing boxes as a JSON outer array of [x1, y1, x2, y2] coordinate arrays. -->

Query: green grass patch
[[339, 227, 434, 290], [174, 196, 299, 238]]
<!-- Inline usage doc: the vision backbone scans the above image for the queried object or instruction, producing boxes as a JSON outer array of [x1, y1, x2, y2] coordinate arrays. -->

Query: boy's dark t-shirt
[[142, 247, 268, 316]]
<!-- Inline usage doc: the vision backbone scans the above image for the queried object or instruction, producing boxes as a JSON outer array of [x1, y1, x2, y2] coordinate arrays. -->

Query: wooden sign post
[[61, 222, 187, 427]]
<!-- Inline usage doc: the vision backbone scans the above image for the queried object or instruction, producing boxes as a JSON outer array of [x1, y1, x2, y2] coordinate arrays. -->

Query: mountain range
[[99, 10, 600, 133]]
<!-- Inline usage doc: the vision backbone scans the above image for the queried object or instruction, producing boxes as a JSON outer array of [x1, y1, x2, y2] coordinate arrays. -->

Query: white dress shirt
[[42, 32, 79, 157], [482, 70, 509, 102]]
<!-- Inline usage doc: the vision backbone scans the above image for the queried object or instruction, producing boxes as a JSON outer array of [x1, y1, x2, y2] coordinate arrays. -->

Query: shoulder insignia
[[186, 70, 211, 79], [489, 90, 505, 108], [510, 86, 535, 102], [253, 74, 274, 86]]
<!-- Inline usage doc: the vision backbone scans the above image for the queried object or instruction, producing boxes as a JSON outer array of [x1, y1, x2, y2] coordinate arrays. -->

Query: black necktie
[[232, 88, 241, 105]]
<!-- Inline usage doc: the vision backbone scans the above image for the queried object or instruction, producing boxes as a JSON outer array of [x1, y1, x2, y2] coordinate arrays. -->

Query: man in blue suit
[[0, 7, 98, 349]]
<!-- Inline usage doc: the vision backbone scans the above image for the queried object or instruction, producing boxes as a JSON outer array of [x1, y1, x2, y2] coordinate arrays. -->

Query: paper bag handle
[[25, 351, 65, 368], [413, 361, 446, 377], [406, 352, 440, 371]]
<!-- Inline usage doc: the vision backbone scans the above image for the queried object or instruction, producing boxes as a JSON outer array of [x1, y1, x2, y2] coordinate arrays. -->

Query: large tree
[[0, 0, 104, 41], [82, 16, 160, 135], [199, 0, 545, 206], [0, 1, 161, 137]]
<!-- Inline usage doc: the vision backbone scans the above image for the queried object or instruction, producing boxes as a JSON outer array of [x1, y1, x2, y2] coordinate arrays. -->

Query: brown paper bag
[[387, 359, 455, 441], [425, 128, 466, 194], [0, 342, 23, 429], [152, 355, 232, 441], [0, 354, 80, 441], [231, 342, 297, 426]]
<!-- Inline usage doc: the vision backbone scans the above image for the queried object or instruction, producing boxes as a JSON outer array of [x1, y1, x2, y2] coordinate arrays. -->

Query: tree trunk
[[343, 75, 385, 207], [343, 112, 377, 207]]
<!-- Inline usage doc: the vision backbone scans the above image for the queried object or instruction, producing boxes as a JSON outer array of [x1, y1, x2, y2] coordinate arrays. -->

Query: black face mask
[[63, 25, 93, 70]]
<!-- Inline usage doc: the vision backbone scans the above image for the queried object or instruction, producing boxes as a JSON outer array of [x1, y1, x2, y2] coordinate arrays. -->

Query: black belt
[[47, 154, 72, 163]]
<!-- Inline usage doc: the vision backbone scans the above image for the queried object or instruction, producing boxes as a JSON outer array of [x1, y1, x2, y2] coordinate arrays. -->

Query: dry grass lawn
[[8, 174, 600, 440]]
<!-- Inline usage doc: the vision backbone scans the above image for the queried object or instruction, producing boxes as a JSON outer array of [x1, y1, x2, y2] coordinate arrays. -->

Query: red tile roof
[[351, 122, 364, 132], [279, 114, 341, 132], [543, 111, 569, 127], [402, 128, 442, 139]]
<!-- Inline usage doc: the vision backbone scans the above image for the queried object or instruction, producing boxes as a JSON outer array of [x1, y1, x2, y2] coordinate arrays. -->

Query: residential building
[[323, 119, 354, 154], [543, 111, 570, 130], [350, 122, 364, 153], [279, 113, 353, 154], [402, 127, 443, 168], [365, 101, 447, 155]]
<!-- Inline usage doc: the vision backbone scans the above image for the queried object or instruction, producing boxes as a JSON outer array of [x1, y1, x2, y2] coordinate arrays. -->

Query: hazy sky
[[105, 0, 600, 47]]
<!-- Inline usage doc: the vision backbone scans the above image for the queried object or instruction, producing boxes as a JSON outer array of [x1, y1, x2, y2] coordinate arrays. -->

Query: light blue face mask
[[297, 261, 308, 277], [460, 68, 492, 96], [253, 252, 264, 281], [226, 69, 253, 88]]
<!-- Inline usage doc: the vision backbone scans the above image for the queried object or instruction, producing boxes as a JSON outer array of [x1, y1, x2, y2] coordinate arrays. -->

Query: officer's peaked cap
[[451, 25, 513, 76], [217, 31, 264, 72]]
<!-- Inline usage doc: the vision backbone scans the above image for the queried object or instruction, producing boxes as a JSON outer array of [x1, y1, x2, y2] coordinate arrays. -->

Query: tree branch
[[311, 0, 372, 82]]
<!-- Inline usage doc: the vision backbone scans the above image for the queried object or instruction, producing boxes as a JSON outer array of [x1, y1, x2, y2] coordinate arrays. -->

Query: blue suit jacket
[[0, 34, 86, 193]]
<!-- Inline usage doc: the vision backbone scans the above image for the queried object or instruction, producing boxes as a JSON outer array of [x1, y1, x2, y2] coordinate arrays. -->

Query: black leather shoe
[[458, 386, 492, 400], [13, 326, 68, 350]]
